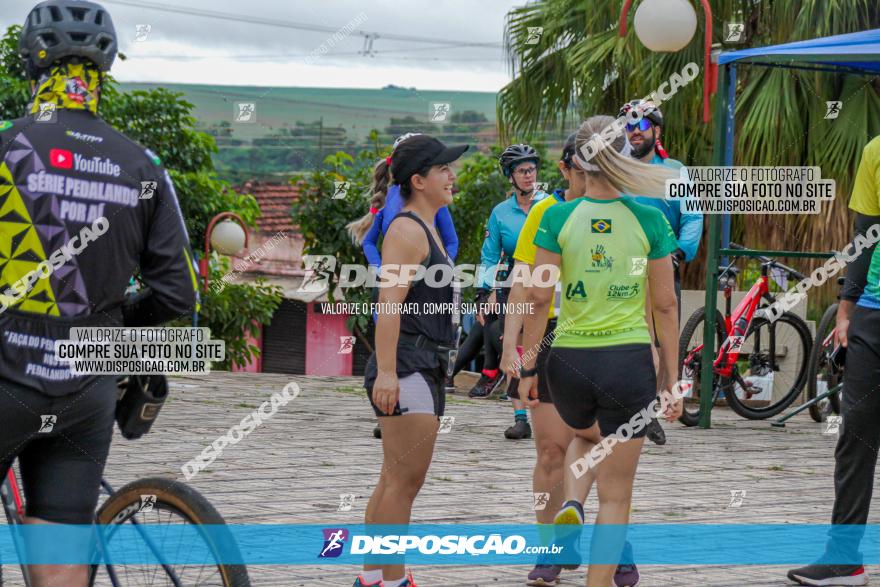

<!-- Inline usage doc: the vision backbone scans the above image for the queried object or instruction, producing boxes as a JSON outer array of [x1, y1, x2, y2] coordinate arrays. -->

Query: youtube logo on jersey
[[50, 148, 73, 169]]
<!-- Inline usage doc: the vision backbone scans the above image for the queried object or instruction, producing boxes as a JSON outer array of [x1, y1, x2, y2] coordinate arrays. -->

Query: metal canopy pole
[[698, 62, 733, 429]]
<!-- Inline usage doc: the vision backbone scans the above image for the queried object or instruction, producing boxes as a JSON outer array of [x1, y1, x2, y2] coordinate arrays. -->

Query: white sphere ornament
[[633, 0, 698, 52], [211, 220, 246, 255]]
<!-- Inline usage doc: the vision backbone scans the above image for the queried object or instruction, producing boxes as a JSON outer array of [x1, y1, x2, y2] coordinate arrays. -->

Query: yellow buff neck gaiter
[[29, 62, 102, 116]]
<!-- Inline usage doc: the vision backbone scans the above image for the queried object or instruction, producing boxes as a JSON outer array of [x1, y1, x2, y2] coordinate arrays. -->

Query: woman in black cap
[[354, 135, 469, 587]]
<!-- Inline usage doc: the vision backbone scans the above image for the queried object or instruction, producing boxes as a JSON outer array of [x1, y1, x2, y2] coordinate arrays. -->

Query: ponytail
[[346, 158, 392, 244], [573, 115, 677, 199]]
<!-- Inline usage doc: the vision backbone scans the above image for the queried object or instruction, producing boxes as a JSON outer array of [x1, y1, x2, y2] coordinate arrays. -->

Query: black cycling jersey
[[0, 109, 198, 396]]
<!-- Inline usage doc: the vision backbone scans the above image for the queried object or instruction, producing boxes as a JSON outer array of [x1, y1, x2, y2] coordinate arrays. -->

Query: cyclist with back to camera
[[0, 2, 198, 585], [520, 116, 682, 587], [472, 144, 548, 441], [619, 99, 703, 446]]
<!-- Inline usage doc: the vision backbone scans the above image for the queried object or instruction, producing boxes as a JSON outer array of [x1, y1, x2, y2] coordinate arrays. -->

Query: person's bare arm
[[519, 248, 558, 406], [644, 281, 660, 372], [648, 256, 681, 420], [372, 218, 429, 414], [836, 300, 855, 348]]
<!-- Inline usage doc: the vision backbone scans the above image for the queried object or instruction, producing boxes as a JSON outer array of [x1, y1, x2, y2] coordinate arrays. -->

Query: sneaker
[[468, 373, 500, 398], [373, 426, 381, 439], [353, 576, 384, 587], [614, 564, 640, 587], [787, 564, 868, 585], [554, 500, 584, 525], [504, 419, 532, 439], [645, 418, 666, 445], [526, 563, 562, 585], [444, 375, 456, 394], [553, 500, 584, 570]]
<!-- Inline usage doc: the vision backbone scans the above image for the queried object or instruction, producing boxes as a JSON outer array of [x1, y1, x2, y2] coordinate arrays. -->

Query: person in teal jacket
[[472, 144, 549, 441], [618, 99, 703, 451]]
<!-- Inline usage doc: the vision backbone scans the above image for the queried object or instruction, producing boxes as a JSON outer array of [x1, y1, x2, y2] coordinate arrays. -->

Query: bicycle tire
[[678, 306, 726, 427], [90, 477, 250, 587], [724, 311, 812, 420], [806, 303, 842, 422]]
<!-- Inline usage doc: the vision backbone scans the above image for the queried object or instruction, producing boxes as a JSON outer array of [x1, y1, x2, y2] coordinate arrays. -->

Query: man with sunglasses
[[619, 99, 703, 446]]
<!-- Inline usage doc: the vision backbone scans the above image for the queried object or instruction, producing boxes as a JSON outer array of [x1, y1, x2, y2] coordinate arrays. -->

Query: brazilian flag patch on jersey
[[0, 121, 12, 132], [591, 218, 612, 233]]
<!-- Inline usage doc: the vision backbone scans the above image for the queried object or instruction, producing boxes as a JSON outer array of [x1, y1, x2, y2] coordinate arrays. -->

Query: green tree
[[0, 26, 30, 119], [0, 25, 281, 369], [290, 131, 383, 348], [500, 0, 880, 306]]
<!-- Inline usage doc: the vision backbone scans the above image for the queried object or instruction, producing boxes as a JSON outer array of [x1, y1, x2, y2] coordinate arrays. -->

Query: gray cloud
[[2, 0, 515, 73]]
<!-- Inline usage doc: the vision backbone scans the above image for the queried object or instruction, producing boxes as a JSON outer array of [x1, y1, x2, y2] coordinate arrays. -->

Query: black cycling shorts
[[0, 376, 117, 524], [544, 344, 656, 435]]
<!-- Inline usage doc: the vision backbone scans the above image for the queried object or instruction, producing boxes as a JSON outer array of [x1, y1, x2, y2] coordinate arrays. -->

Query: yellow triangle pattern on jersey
[[0, 161, 58, 315]]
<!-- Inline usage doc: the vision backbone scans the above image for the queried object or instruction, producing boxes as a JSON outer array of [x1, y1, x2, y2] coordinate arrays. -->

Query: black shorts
[[507, 320, 556, 403], [544, 344, 657, 435], [0, 376, 117, 524], [364, 349, 445, 417]]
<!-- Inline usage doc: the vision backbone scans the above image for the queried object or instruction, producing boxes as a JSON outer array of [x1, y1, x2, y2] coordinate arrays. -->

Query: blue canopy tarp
[[719, 28, 880, 74]]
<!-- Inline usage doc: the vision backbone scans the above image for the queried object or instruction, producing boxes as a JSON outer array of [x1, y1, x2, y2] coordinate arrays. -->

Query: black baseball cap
[[391, 135, 469, 186]]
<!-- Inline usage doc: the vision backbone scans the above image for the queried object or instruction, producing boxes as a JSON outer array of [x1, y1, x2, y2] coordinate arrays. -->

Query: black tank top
[[389, 211, 455, 344]]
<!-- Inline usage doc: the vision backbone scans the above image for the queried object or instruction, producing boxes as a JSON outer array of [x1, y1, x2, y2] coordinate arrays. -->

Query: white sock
[[385, 577, 407, 587], [360, 569, 383, 585]]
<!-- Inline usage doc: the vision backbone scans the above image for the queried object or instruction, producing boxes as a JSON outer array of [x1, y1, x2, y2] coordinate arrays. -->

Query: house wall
[[231, 324, 263, 373], [306, 303, 353, 375]]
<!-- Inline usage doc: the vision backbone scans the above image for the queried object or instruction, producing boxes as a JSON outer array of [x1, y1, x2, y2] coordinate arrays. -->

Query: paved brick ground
[[3, 372, 878, 586]]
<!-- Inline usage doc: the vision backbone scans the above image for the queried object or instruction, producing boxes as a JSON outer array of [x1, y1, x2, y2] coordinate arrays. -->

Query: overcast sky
[[3, 0, 522, 91]]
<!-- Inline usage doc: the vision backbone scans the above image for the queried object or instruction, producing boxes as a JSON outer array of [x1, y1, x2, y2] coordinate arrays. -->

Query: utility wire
[[102, 0, 502, 48]]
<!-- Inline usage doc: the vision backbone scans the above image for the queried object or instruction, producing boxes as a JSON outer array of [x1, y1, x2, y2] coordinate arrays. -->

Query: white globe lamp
[[210, 219, 247, 255], [633, 0, 697, 52]]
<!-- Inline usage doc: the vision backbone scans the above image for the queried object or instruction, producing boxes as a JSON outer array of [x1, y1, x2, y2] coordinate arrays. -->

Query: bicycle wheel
[[723, 311, 812, 420], [90, 477, 250, 587], [806, 303, 842, 422], [677, 306, 726, 427]]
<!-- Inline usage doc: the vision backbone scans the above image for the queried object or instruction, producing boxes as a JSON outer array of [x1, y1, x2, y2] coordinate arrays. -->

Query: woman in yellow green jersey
[[519, 116, 683, 587]]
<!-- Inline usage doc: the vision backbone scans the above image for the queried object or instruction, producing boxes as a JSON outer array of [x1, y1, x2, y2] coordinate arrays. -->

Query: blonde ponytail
[[574, 115, 677, 198]]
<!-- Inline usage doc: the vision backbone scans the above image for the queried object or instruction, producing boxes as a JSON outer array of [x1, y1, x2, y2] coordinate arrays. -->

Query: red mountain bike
[[678, 243, 812, 425]]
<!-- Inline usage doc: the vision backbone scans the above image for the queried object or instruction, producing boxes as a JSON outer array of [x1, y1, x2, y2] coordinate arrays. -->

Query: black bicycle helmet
[[499, 143, 540, 177], [19, 0, 117, 78], [560, 132, 577, 168], [618, 99, 664, 128]]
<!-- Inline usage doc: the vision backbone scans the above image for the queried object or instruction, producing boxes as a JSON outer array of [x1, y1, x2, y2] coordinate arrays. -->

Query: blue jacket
[[632, 154, 703, 261], [478, 191, 549, 289], [362, 184, 459, 266]]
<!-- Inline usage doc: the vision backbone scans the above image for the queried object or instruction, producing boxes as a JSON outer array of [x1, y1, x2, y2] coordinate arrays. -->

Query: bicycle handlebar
[[727, 242, 807, 281]]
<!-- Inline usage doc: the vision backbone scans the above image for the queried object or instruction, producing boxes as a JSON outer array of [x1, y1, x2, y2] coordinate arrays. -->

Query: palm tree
[[500, 0, 880, 309]]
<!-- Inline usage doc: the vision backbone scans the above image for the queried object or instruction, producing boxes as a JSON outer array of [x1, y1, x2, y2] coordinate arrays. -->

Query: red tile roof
[[238, 181, 301, 233]]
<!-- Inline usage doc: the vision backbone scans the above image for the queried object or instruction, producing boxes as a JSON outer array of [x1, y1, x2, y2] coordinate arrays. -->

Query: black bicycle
[[1, 377, 250, 587]]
